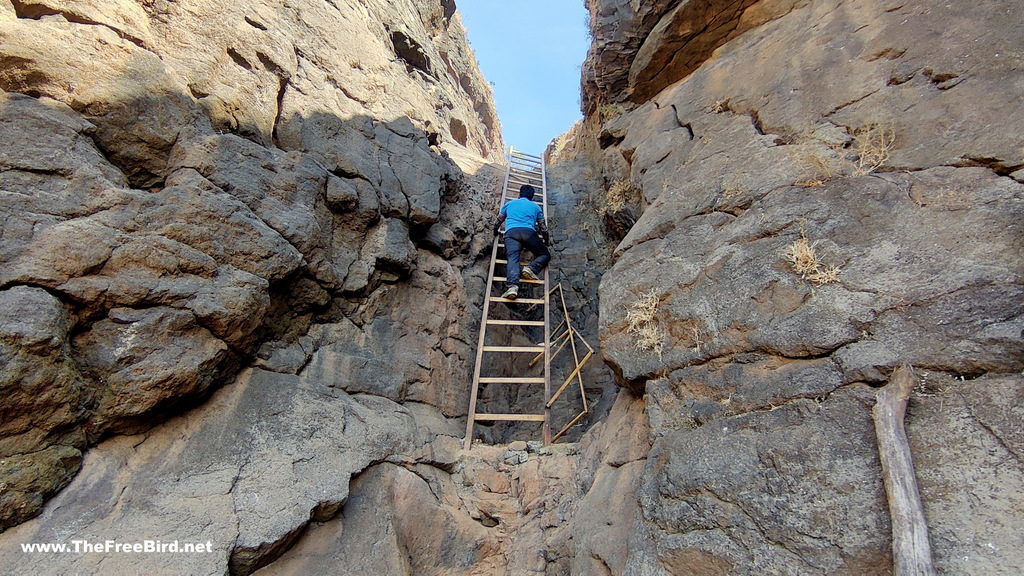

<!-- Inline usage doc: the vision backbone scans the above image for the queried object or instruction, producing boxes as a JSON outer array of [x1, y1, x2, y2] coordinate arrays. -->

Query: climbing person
[[493, 184, 550, 300]]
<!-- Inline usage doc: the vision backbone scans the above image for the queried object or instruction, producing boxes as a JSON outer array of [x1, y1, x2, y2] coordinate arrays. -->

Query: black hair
[[519, 184, 536, 200]]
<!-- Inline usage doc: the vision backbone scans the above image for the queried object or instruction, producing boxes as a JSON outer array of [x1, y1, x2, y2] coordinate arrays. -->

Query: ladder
[[464, 147, 551, 449]]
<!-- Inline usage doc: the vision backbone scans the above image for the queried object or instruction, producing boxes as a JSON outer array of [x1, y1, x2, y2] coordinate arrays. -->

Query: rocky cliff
[[1, 0, 1022, 574], [570, 0, 1024, 573], [0, 0, 514, 572]]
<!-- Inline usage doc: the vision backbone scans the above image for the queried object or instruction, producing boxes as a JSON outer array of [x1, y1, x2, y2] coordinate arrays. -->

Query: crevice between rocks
[[955, 156, 1024, 177], [823, 87, 882, 117], [960, 394, 1024, 465]]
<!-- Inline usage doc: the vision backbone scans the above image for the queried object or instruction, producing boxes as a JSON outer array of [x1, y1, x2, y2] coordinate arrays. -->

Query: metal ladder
[[464, 147, 552, 449]]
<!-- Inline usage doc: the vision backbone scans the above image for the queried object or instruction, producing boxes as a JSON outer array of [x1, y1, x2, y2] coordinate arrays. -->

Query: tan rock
[[0, 18, 204, 187], [11, 0, 154, 47], [571, 460, 645, 576], [259, 463, 498, 576]]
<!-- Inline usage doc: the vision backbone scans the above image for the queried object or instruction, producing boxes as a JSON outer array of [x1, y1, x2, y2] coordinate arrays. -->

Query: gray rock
[[631, 386, 892, 574], [578, 0, 1024, 573], [0, 286, 84, 456], [906, 374, 1024, 573], [0, 368, 459, 575], [74, 306, 231, 435], [0, 0, 502, 536], [324, 174, 361, 213]]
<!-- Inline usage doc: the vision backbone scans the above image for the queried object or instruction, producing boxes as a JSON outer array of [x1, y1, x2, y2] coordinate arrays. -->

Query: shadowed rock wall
[[0, 0, 505, 565]]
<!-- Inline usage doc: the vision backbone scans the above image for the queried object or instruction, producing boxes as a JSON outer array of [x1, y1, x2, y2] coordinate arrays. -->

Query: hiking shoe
[[500, 285, 518, 300], [522, 268, 540, 281]]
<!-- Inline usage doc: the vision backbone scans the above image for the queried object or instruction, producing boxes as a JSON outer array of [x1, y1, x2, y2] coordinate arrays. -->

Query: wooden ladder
[[464, 147, 551, 449]]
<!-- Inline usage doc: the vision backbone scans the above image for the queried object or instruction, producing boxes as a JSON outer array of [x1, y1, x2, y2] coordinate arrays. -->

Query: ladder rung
[[493, 276, 543, 285], [511, 150, 542, 159], [474, 413, 546, 422], [479, 377, 546, 384], [486, 319, 545, 326], [491, 297, 545, 304], [482, 345, 545, 352]]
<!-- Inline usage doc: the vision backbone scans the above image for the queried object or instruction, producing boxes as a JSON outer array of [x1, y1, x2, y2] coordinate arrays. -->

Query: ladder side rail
[[541, 152, 552, 444], [464, 157, 515, 450]]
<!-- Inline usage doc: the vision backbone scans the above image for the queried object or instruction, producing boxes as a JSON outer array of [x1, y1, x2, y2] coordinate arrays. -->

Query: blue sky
[[457, 1, 590, 155]]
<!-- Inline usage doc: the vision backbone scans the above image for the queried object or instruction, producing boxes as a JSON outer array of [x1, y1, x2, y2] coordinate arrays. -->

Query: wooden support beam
[[873, 364, 936, 576]]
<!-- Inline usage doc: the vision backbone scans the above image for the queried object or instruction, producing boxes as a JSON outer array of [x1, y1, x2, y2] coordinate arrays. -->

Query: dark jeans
[[504, 227, 550, 288]]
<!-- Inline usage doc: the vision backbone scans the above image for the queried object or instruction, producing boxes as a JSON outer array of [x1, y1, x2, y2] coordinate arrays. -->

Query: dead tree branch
[[872, 363, 936, 576]]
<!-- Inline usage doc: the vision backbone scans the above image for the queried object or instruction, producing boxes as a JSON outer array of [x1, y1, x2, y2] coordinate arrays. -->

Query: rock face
[[3, 0, 1022, 573], [0, 0, 501, 537], [573, 0, 1024, 573]]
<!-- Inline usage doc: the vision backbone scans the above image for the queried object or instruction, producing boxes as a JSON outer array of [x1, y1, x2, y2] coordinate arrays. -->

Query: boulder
[[74, 306, 231, 435], [0, 368, 449, 574], [632, 385, 892, 574], [0, 286, 84, 457], [0, 445, 81, 531]]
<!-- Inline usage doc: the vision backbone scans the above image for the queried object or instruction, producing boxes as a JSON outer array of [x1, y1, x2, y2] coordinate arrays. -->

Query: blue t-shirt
[[500, 198, 542, 231]]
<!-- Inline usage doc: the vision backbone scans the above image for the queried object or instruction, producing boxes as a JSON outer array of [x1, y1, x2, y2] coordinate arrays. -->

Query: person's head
[[519, 185, 536, 200]]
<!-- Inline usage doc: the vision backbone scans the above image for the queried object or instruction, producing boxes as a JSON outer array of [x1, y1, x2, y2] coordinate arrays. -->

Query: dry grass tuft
[[851, 123, 896, 176], [691, 325, 704, 354], [626, 289, 663, 358], [791, 145, 836, 187], [601, 180, 639, 215], [784, 233, 841, 285]]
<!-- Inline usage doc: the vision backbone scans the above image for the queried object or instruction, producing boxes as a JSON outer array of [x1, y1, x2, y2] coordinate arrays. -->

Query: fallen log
[[872, 363, 936, 576]]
